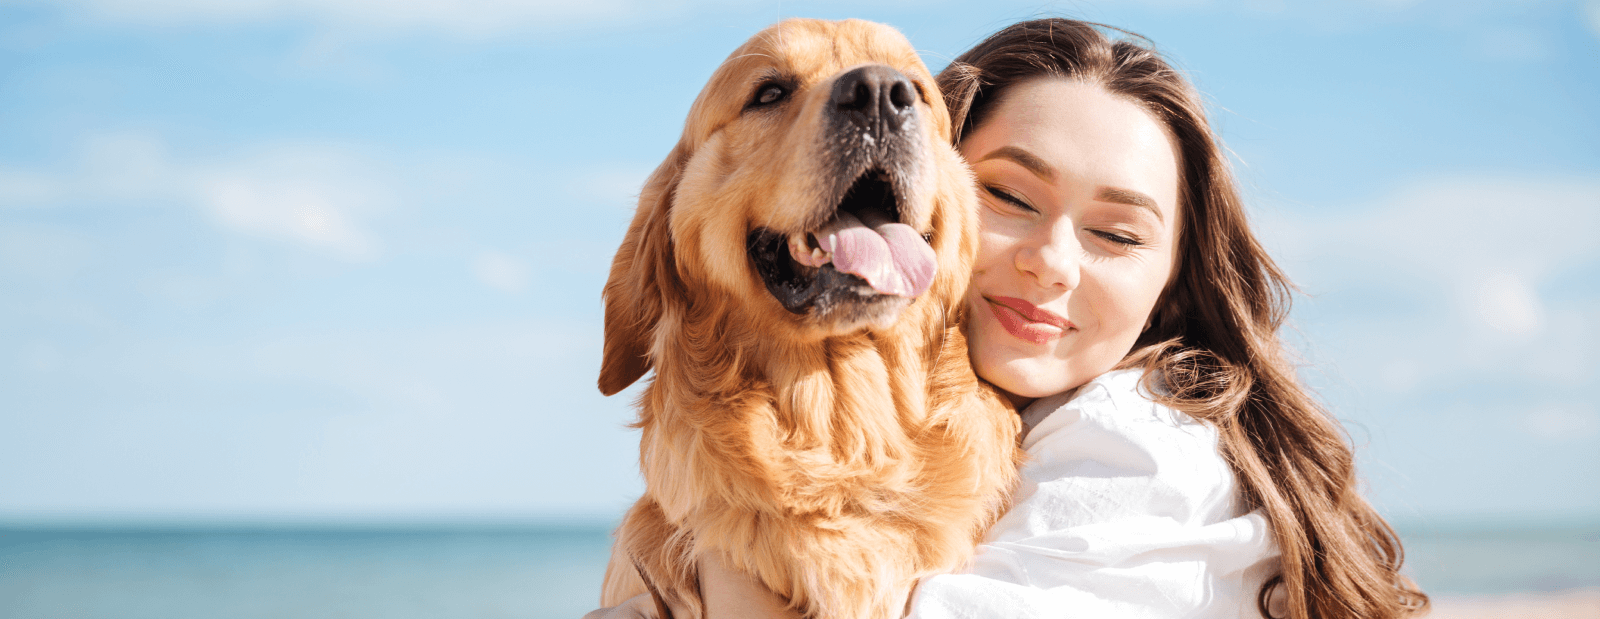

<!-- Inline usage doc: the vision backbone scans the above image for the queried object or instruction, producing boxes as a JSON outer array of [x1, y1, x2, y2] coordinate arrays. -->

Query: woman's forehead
[[963, 79, 1181, 212]]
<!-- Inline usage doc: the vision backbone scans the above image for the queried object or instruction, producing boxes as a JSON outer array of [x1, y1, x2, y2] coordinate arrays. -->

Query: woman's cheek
[[972, 228, 1013, 273], [964, 303, 1006, 390], [1092, 267, 1160, 355]]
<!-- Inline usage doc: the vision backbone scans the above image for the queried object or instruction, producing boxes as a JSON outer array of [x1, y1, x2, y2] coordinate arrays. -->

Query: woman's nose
[[1014, 221, 1081, 290]]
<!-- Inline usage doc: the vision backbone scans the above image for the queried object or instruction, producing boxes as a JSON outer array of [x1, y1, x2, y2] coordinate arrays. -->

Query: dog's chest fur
[[621, 301, 1016, 619]]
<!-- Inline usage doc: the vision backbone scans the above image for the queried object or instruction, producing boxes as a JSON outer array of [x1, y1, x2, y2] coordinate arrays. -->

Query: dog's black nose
[[831, 65, 916, 132]]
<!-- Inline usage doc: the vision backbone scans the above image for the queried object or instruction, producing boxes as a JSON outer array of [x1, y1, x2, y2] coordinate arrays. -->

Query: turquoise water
[[1398, 523, 1600, 594], [0, 526, 614, 619], [1, 523, 1595, 618]]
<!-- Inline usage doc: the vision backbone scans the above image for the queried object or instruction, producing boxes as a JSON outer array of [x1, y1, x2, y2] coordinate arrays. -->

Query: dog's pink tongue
[[821, 212, 937, 298]]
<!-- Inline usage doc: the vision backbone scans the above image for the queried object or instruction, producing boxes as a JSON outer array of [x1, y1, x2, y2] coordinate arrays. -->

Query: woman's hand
[[581, 594, 659, 619], [700, 553, 803, 619], [582, 555, 802, 619]]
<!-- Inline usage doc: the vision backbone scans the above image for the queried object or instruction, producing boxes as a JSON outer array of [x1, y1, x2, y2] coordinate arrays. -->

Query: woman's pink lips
[[986, 296, 1073, 344]]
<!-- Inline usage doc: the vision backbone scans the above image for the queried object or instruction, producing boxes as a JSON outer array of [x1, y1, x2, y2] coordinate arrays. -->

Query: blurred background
[[1, 0, 1595, 617]]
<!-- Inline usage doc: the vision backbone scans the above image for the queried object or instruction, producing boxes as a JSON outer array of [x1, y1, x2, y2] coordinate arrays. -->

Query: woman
[[593, 17, 1428, 619], [908, 18, 1428, 618]]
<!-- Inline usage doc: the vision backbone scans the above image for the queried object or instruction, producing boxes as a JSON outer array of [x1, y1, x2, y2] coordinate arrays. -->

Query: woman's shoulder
[[1020, 368, 1209, 450], [1011, 368, 1239, 528]]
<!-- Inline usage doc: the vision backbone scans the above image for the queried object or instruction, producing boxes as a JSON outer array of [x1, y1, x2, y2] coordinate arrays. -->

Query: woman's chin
[[978, 355, 1081, 406]]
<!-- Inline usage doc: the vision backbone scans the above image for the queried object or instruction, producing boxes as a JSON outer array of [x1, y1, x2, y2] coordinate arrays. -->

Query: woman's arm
[[581, 594, 657, 619], [581, 556, 801, 619], [699, 553, 804, 619]]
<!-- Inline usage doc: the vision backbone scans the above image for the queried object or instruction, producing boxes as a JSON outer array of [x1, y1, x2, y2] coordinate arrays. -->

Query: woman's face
[[960, 78, 1182, 408]]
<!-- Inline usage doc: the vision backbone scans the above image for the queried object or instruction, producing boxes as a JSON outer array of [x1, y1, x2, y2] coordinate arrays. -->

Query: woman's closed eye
[[982, 184, 1037, 213], [1089, 229, 1144, 247]]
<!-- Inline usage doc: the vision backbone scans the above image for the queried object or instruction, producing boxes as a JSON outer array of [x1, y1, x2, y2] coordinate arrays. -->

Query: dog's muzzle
[[747, 64, 936, 320]]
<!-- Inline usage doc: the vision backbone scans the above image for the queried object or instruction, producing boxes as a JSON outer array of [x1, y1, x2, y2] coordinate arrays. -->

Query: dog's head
[[600, 19, 976, 395]]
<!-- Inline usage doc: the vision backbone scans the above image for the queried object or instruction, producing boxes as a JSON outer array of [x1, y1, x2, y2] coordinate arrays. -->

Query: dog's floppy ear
[[599, 143, 688, 396]]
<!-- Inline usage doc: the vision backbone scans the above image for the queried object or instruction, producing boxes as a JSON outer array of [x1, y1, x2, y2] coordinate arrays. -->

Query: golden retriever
[[597, 18, 1020, 619]]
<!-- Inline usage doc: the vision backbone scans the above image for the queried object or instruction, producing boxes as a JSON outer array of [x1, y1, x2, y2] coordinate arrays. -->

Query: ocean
[[1, 522, 1595, 618], [0, 525, 612, 619]]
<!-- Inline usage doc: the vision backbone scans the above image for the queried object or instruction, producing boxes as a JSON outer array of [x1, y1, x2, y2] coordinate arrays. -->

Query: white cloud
[[23, 0, 1589, 41], [0, 133, 391, 260], [1257, 176, 1600, 391], [0, 316, 647, 516], [136, 272, 224, 312], [566, 165, 655, 214], [18, 341, 67, 373], [60, 0, 628, 32], [1363, 0, 1424, 9], [1124, 0, 1446, 15], [228, 319, 640, 512], [471, 249, 530, 292], [0, 169, 60, 204], [1262, 176, 1600, 289], [1523, 405, 1600, 442], [1587, 0, 1600, 39], [0, 226, 96, 282], [194, 147, 389, 260], [1377, 357, 1422, 392], [37, 0, 764, 37], [1479, 26, 1554, 62], [1473, 269, 1543, 336]]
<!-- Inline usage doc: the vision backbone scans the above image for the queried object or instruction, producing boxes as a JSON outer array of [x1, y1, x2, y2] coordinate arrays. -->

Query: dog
[[597, 18, 1020, 619]]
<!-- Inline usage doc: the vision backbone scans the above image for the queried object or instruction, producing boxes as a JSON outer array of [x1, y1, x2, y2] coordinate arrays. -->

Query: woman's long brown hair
[[937, 18, 1429, 619]]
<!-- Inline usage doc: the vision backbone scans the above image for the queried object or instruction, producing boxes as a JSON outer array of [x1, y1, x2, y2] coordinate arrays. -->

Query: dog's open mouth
[[748, 170, 936, 315]]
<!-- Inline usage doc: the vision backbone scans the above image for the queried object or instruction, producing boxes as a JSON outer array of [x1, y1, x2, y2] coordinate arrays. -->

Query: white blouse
[[909, 369, 1284, 619]]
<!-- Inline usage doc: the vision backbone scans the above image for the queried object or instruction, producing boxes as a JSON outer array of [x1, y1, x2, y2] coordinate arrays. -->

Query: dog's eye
[[753, 84, 787, 106]]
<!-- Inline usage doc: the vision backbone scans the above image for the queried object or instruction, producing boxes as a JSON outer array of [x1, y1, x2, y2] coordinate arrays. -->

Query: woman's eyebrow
[[1095, 186, 1164, 222], [977, 146, 1057, 182]]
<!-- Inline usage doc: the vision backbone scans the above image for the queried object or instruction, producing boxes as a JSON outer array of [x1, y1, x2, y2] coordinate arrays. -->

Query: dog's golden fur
[[598, 19, 1020, 619]]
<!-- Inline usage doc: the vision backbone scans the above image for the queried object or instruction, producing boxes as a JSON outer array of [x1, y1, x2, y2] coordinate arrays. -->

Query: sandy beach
[[1427, 589, 1599, 618]]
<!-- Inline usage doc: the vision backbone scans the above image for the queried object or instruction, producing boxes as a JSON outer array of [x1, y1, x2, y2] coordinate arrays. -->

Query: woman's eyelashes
[[981, 180, 1154, 251], [982, 185, 1037, 213], [1089, 229, 1144, 247]]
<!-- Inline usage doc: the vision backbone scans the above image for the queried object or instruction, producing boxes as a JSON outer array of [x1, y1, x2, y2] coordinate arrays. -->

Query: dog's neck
[[640, 298, 949, 506]]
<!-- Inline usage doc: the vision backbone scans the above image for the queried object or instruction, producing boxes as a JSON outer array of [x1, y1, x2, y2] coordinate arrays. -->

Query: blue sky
[[1, 0, 1597, 525]]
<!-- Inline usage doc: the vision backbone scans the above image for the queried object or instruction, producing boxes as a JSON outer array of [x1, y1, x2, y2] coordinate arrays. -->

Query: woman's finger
[[580, 593, 659, 619]]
